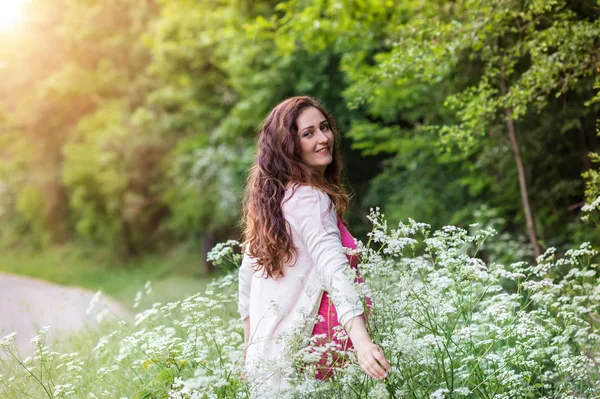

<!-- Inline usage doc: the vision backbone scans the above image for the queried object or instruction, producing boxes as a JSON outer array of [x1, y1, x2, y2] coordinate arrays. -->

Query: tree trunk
[[579, 125, 591, 170], [499, 76, 542, 258], [43, 179, 69, 244], [42, 155, 70, 245]]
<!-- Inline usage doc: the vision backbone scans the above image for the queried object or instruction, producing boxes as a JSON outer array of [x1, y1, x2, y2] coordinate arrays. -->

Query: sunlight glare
[[0, 0, 27, 32]]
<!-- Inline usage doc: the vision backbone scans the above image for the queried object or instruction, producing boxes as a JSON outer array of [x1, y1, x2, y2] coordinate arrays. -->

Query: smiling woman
[[239, 96, 391, 394], [0, 0, 27, 31]]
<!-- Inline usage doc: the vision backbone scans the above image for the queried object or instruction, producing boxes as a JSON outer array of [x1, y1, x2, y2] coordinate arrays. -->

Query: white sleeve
[[238, 252, 255, 321], [284, 185, 363, 327]]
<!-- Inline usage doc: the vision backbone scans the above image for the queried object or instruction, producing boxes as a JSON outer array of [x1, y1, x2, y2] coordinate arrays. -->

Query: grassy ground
[[0, 244, 215, 308]]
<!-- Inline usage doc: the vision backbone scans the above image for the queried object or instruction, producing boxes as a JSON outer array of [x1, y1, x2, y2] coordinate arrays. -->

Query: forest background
[[0, 0, 599, 296]]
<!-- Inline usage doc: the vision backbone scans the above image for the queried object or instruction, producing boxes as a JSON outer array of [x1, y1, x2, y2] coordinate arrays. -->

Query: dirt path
[[0, 272, 129, 357]]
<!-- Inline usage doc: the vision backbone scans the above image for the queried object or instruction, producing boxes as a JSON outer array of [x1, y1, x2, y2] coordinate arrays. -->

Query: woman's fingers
[[358, 344, 390, 379], [373, 347, 391, 372], [362, 360, 386, 380], [364, 364, 385, 380]]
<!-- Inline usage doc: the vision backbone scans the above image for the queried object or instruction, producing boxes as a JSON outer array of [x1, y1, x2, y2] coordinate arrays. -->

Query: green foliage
[[14, 185, 52, 248], [363, 132, 474, 230], [0, 118, 50, 247], [0, 0, 599, 263], [163, 139, 253, 235], [0, 0, 161, 251], [268, 0, 600, 250], [584, 151, 600, 205], [62, 102, 130, 249], [582, 123, 600, 224], [144, 0, 234, 137]]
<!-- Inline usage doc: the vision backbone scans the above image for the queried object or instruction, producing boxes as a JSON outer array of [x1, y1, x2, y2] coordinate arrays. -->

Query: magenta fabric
[[310, 218, 369, 380]]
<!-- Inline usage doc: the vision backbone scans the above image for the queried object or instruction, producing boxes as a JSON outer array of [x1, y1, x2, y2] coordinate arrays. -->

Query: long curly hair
[[242, 96, 349, 279]]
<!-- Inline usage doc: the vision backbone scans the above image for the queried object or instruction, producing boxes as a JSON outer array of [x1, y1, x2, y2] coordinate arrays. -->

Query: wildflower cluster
[[207, 240, 243, 272], [1, 209, 599, 398], [582, 195, 600, 214], [1, 278, 248, 399], [282, 209, 599, 398]]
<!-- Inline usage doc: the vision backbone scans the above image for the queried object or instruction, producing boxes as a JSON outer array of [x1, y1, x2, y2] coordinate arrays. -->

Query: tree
[[271, 0, 600, 256], [0, 0, 161, 252]]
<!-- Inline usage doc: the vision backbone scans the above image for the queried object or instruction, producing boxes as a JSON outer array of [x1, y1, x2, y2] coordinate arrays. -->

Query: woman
[[238, 96, 390, 394]]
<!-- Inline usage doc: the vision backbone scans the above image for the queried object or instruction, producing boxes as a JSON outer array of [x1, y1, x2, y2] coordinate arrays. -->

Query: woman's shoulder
[[282, 184, 338, 234], [283, 184, 330, 207]]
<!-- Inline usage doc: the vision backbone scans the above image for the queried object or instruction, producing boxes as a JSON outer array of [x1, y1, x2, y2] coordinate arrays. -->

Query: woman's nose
[[317, 129, 329, 142]]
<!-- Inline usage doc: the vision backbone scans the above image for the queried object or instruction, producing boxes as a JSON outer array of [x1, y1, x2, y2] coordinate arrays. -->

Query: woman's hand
[[344, 315, 391, 380], [354, 339, 390, 380]]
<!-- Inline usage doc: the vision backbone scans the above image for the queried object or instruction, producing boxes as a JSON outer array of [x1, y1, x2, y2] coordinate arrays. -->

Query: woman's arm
[[238, 252, 255, 367], [285, 186, 364, 325], [238, 252, 254, 322], [284, 186, 390, 379]]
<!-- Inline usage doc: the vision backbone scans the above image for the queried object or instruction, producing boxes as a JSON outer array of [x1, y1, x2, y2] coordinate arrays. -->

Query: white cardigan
[[238, 185, 363, 392]]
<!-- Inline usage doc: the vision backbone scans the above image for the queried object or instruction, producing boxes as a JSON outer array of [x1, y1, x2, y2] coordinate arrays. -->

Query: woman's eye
[[321, 124, 329, 131], [302, 131, 312, 138]]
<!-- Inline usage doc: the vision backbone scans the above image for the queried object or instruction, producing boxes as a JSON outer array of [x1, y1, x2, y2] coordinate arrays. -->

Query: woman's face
[[296, 107, 334, 175]]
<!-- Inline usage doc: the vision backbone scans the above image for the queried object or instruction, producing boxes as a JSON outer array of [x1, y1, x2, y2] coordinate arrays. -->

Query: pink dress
[[310, 218, 370, 380]]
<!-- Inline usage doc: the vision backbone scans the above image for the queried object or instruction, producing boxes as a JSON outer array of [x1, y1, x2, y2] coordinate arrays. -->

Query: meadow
[[1, 212, 598, 398], [0, 245, 210, 308]]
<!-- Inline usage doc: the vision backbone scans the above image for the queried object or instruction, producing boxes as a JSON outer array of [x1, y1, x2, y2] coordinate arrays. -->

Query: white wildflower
[[86, 290, 102, 315], [133, 290, 143, 309], [0, 332, 17, 348], [581, 195, 600, 213], [431, 388, 450, 399]]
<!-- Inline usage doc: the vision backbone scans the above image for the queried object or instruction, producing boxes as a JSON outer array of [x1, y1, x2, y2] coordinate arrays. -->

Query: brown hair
[[242, 96, 349, 279]]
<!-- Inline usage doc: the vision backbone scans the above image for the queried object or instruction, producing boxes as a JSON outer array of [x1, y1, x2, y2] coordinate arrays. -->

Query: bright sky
[[0, 0, 27, 32]]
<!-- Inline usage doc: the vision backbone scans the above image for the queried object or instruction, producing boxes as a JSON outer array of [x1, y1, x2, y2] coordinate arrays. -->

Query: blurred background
[[0, 0, 598, 303]]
